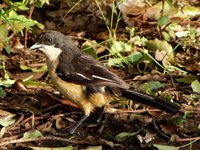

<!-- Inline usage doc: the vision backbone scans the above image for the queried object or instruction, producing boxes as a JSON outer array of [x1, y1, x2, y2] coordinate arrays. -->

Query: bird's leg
[[96, 106, 105, 123], [97, 113, 108, 134], [69, 114, 89, 134]]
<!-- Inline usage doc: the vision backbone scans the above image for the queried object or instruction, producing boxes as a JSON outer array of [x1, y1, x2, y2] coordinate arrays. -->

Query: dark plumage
[[30, 30, 180, 133]]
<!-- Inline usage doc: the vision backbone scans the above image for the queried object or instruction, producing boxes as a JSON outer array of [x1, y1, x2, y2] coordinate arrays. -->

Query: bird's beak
[[29, 43, 43, 50]]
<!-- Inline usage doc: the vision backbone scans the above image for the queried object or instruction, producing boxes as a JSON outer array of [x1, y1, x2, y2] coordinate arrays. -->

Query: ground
[[0, 0, 200, 150]]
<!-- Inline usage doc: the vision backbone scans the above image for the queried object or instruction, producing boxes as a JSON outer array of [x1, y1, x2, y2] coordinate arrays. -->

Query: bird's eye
[[48, 38, 52, 43]]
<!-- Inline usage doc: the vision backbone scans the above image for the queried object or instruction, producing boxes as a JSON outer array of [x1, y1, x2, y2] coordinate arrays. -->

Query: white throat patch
[[40, 45, 62, 62]]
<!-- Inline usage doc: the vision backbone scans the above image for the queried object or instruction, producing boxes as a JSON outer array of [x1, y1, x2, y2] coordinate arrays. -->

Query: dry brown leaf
[[160, 123, 178, 135]]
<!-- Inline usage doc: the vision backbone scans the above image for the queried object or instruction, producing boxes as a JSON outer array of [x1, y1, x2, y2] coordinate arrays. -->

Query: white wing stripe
[[92, 75, 113, 82], [76, 73, 91, 80]]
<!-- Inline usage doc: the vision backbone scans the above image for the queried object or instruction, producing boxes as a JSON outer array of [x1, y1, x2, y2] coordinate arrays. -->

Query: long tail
[[121, 89, 180, 114]]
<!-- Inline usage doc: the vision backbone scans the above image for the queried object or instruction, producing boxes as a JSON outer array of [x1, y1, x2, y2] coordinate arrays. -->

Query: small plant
[[0, 1, 46, 52], [0, 0, 49, 94]]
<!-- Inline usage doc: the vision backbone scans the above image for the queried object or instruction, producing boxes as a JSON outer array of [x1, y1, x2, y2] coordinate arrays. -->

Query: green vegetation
[[0, 0, 200, 149]]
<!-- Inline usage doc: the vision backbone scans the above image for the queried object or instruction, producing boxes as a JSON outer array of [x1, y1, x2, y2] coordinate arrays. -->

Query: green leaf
[[153, 144, 179, 150], [0, 24, 9, 51], [115, 132, 130, 141], [131, 36, 148, 46], [138, 81, 165, 93], [176, 75, 199, 84], [0, 87, 6, 98], [6, 10, 43, 34], [115, 130, 140, 141], [148, 81, 165, 90], [191, 80, 200, 99], [174, 6, 200, 18], [33, 21, 44, 29], [33, 0, 50, 8], [108, 57, 124, 67], [146, 39, 174, 63], [86, 146, 102, 150], [20, 64, 47, 72], [161, 31, 171, 42], [170, 116, 186, 126], [8, 10, 17, 17], [0, 110, 16, 127], [158, 15, 169, 26], [183, 111, 195, 119], [81, 45, 97, 59], [20, 64, 30, 70], [126, 52, 143, 63], [166, 0, 173, 6], [0, 79, 16, 87], [0, 119, 16, 127], [0, 118, 16, 127], [182, 6, 200, 17], [13, 2, 29, 10], [110, 41, 131, 54], [5, 44, 11, 54], [23, 130, 43, 139], [168, 28, 176, 39], [32, 65, 47, 72], [0, 24, 8, 40], [108, 52, 143, 67], [191, 80, 200, 94], [24, 80, 48, 87]]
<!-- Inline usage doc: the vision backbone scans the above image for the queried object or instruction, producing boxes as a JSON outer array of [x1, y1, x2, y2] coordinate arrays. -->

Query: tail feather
[[121, 89, 180, 114]]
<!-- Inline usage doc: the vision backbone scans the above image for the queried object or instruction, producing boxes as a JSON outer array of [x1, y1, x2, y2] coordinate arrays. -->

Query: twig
[[0, 134, 23, 143], [176, 137, 200, 142], [0, 136, 80, 147], [24, 4, 34, 50]]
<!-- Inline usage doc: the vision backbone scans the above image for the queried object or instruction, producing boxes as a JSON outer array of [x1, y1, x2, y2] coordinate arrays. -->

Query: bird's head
[[30, 30, 66, 62]]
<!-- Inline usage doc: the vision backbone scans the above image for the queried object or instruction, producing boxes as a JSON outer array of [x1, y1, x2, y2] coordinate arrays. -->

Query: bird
[[30, 30, 180, 134]]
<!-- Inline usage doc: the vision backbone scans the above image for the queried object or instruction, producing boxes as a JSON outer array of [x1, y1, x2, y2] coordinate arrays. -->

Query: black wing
[[56, 53, 128, 89]]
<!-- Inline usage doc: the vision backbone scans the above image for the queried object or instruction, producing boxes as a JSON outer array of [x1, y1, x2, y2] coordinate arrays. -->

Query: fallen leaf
[[23, 130, 43, 139], [153, 144, 179, 150], [176, 75, 199, 84], [146, 39, 174, 65], [115, 130, 141, 142], [30, 146, 73, 150], [12, 79, 27, 91], [0, 109, 16, 127]]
